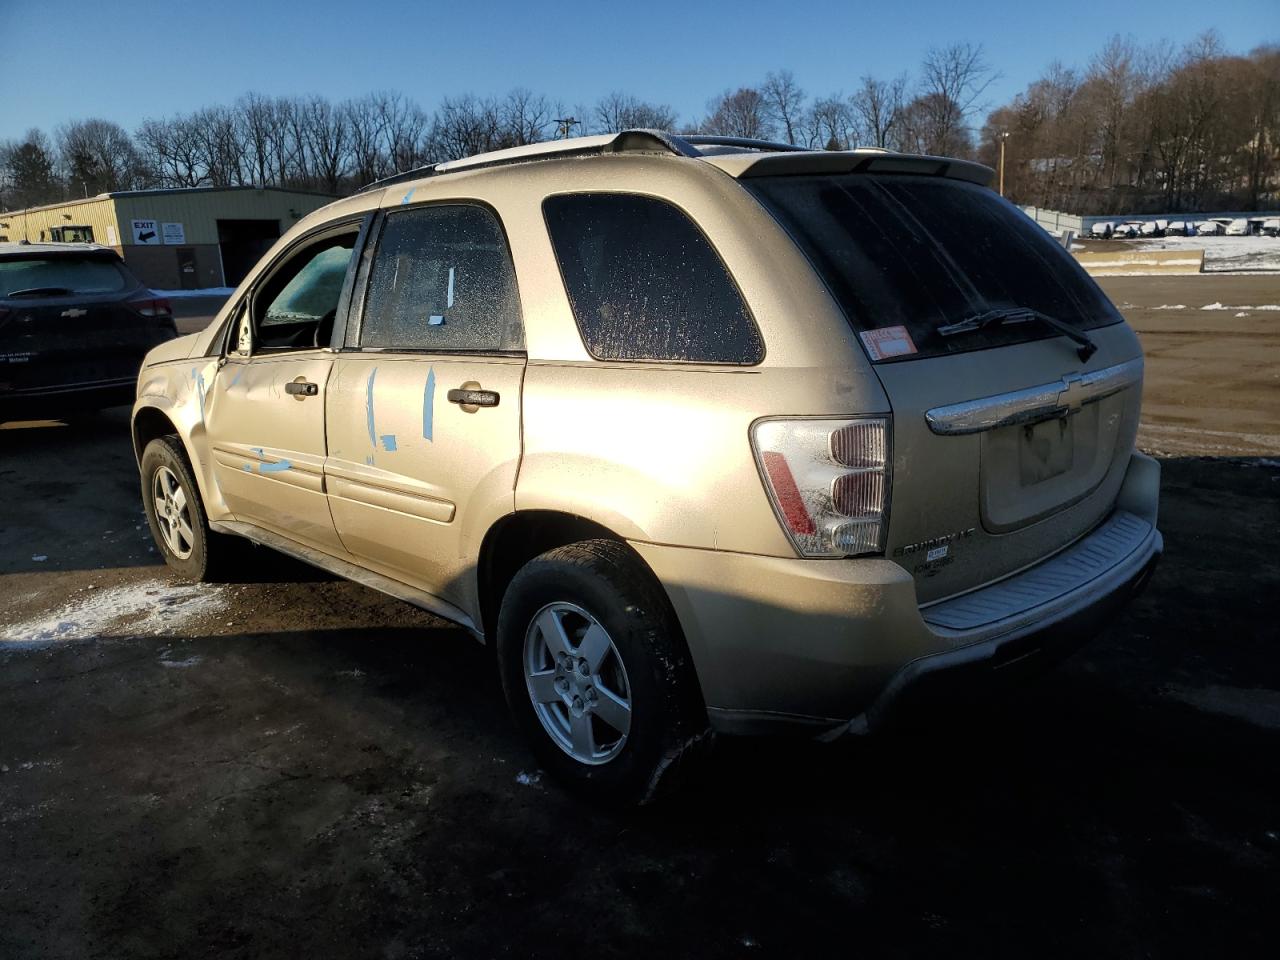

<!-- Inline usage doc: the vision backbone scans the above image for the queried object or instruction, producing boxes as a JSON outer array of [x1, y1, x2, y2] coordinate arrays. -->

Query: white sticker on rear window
[[859, 325, 917, 361]]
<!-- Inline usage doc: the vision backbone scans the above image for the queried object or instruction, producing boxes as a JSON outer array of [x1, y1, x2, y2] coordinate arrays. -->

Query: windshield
[[0, 255, 132, 298], [746, 174, 1122, 361]]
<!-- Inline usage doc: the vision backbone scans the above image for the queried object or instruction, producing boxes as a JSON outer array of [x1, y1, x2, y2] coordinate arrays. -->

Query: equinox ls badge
[[60, 308, 87, 318]]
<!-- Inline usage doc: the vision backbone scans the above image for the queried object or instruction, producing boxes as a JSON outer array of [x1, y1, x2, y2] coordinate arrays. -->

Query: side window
[[359, 204, 523, 352], [251, 232, 357, 351], [543, 193, 763, 364]]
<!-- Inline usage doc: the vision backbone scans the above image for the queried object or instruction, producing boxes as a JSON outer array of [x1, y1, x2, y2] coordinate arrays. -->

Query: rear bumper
[[633, 452, 1163, 736], [860, 539, 1159, 731]]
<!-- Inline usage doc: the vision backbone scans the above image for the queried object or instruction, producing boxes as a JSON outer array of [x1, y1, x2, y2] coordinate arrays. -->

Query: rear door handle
[[447, 387, 499, 408], [285, 380, 318, 397]]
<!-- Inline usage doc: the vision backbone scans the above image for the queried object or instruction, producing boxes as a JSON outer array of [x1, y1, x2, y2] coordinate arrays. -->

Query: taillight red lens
[[128, 296, 172, 319], [761, 451, 817, 535]]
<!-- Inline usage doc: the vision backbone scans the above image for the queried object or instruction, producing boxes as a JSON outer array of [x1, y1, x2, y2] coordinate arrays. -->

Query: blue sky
[[1, 0, 1274, 140]]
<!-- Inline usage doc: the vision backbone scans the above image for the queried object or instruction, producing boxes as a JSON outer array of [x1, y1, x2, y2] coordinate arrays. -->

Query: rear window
[[746, 174, 1121, 361], [0, 255, 131, 298], [543, 193, 763, 364]]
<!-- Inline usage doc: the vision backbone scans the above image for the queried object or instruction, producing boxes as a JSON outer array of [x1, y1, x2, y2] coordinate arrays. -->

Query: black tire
[[497, 539, 712, 806], [140, 435, 236, 582]]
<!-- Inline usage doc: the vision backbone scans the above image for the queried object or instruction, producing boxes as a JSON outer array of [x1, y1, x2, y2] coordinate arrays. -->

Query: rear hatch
[[747, 171, 1143, 603], [0, 251, 174, 395]]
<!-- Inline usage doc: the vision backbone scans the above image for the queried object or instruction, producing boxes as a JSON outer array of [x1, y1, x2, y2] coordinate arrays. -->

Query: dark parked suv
[[0, 243, 177, 419]]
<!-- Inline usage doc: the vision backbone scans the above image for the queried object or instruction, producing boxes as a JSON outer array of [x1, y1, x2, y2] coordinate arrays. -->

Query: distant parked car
[[1166, 220, 1189, 236], [0, 243, 177, 420], [1224, 218, 1249, 236], [1089, 221, 1115, 239], [1196, 220, 1225, 236], [1112, 222, 1144, 239], [1262, 218, 1280, 237]]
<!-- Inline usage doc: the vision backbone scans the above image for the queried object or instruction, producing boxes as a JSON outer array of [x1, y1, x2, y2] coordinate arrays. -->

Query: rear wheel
[[140, 436, 236, 581], [497, 539, 711, 806]]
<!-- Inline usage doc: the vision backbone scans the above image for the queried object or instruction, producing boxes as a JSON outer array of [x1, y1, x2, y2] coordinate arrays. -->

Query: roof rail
[[356, 130, 813, 193], [680, 135, 807, 153], [359, 129, 699, 194]]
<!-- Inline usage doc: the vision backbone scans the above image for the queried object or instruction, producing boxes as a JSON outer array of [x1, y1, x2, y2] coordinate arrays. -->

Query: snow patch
[[159, 652, 203, 669], [1200, 302, 1280, 311], [2, 580, 226, 644], [1129, 235, 1280, 272]]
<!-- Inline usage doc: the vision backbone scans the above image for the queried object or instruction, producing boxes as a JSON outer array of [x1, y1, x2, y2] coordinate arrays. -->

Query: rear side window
[[359, 204, 523, 352], [0, 256, 130, 297], [746, 174, 1122, 361], [543, 194, 762, 364]]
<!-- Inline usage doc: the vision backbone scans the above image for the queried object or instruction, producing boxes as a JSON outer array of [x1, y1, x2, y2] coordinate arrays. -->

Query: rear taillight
[[752, 417, 890, 558], [128, 296, 173, 320]]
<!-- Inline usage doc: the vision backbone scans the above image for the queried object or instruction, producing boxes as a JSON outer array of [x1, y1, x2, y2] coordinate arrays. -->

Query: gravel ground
[[2, 274, 1278, 959]]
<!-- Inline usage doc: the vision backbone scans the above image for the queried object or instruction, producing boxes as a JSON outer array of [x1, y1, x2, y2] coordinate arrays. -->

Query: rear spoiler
[[703, 150, 995, 187]]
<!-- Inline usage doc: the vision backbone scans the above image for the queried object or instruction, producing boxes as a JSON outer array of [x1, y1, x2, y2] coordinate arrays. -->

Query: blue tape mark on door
[[365, 367, 378, 446], [423, 367, 435, 441], [257, 460, 292, 473], [380, 435, 398, 452], [401, 187, 416, 205]]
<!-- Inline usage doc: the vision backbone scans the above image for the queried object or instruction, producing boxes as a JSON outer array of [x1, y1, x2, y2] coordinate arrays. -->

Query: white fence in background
[[1019, 206, 1084, 236]]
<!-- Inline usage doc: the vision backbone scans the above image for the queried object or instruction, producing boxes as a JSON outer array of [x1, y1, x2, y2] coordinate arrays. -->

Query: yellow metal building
[[0, 186, 339, 290]]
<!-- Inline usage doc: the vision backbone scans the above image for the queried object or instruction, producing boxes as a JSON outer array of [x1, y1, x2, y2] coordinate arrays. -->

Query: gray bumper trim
[[922, 510, 1154, 635]]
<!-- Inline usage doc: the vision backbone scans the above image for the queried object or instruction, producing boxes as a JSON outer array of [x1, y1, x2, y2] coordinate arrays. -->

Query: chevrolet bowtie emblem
[[1056, 373, 1085, 413], [60, 308, 87, 318]]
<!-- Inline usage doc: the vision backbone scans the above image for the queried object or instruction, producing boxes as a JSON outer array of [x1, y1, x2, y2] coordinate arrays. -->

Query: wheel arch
[[132, 403, 181, 462], [478, 510, 646, 645]]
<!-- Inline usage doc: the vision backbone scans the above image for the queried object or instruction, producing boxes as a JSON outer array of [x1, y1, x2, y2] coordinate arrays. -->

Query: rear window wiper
[[937, 307, 1098, 362], [6, 286, 74, 298]]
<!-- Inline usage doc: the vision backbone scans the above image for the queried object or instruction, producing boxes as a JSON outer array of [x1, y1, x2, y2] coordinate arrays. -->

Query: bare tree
[[500, 88, 555, 146], [379, 92, 429, 172], [762, 70, 805, 144], [136, 115, 205, 187], [851, 73, 907, 148], [427, 94, 503, 160], [298, 96, 350, 193], [917, 43, 997, 156], [345, 94, 389, 186], [802, 95, 858, 150], [235, 93, 285, 187], [702, 87, 774, 139], [592, 92, 678, 133], [56, 118, 142, 195]]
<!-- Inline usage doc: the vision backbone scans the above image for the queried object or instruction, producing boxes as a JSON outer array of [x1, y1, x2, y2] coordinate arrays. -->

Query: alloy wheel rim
[[523, 601, 632, 765], [152, 466, 195, 560]]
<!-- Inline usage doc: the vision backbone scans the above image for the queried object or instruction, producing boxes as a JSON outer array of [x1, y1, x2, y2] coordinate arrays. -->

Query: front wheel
[[497, 540, 711, 806], [140, 436, 236, 581]]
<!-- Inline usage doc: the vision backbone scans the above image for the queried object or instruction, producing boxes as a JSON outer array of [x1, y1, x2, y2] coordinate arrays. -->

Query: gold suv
[[133, 132, 1163, 803]]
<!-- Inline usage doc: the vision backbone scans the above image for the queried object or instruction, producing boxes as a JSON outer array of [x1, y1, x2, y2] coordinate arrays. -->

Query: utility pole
[[553, 117, 579, 140], [998, 131, 1011, 197]]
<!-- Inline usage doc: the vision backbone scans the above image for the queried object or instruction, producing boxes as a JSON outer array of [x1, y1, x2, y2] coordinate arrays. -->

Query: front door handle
[[285, 379, 318, 398], [447, 387, 500, 408]]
